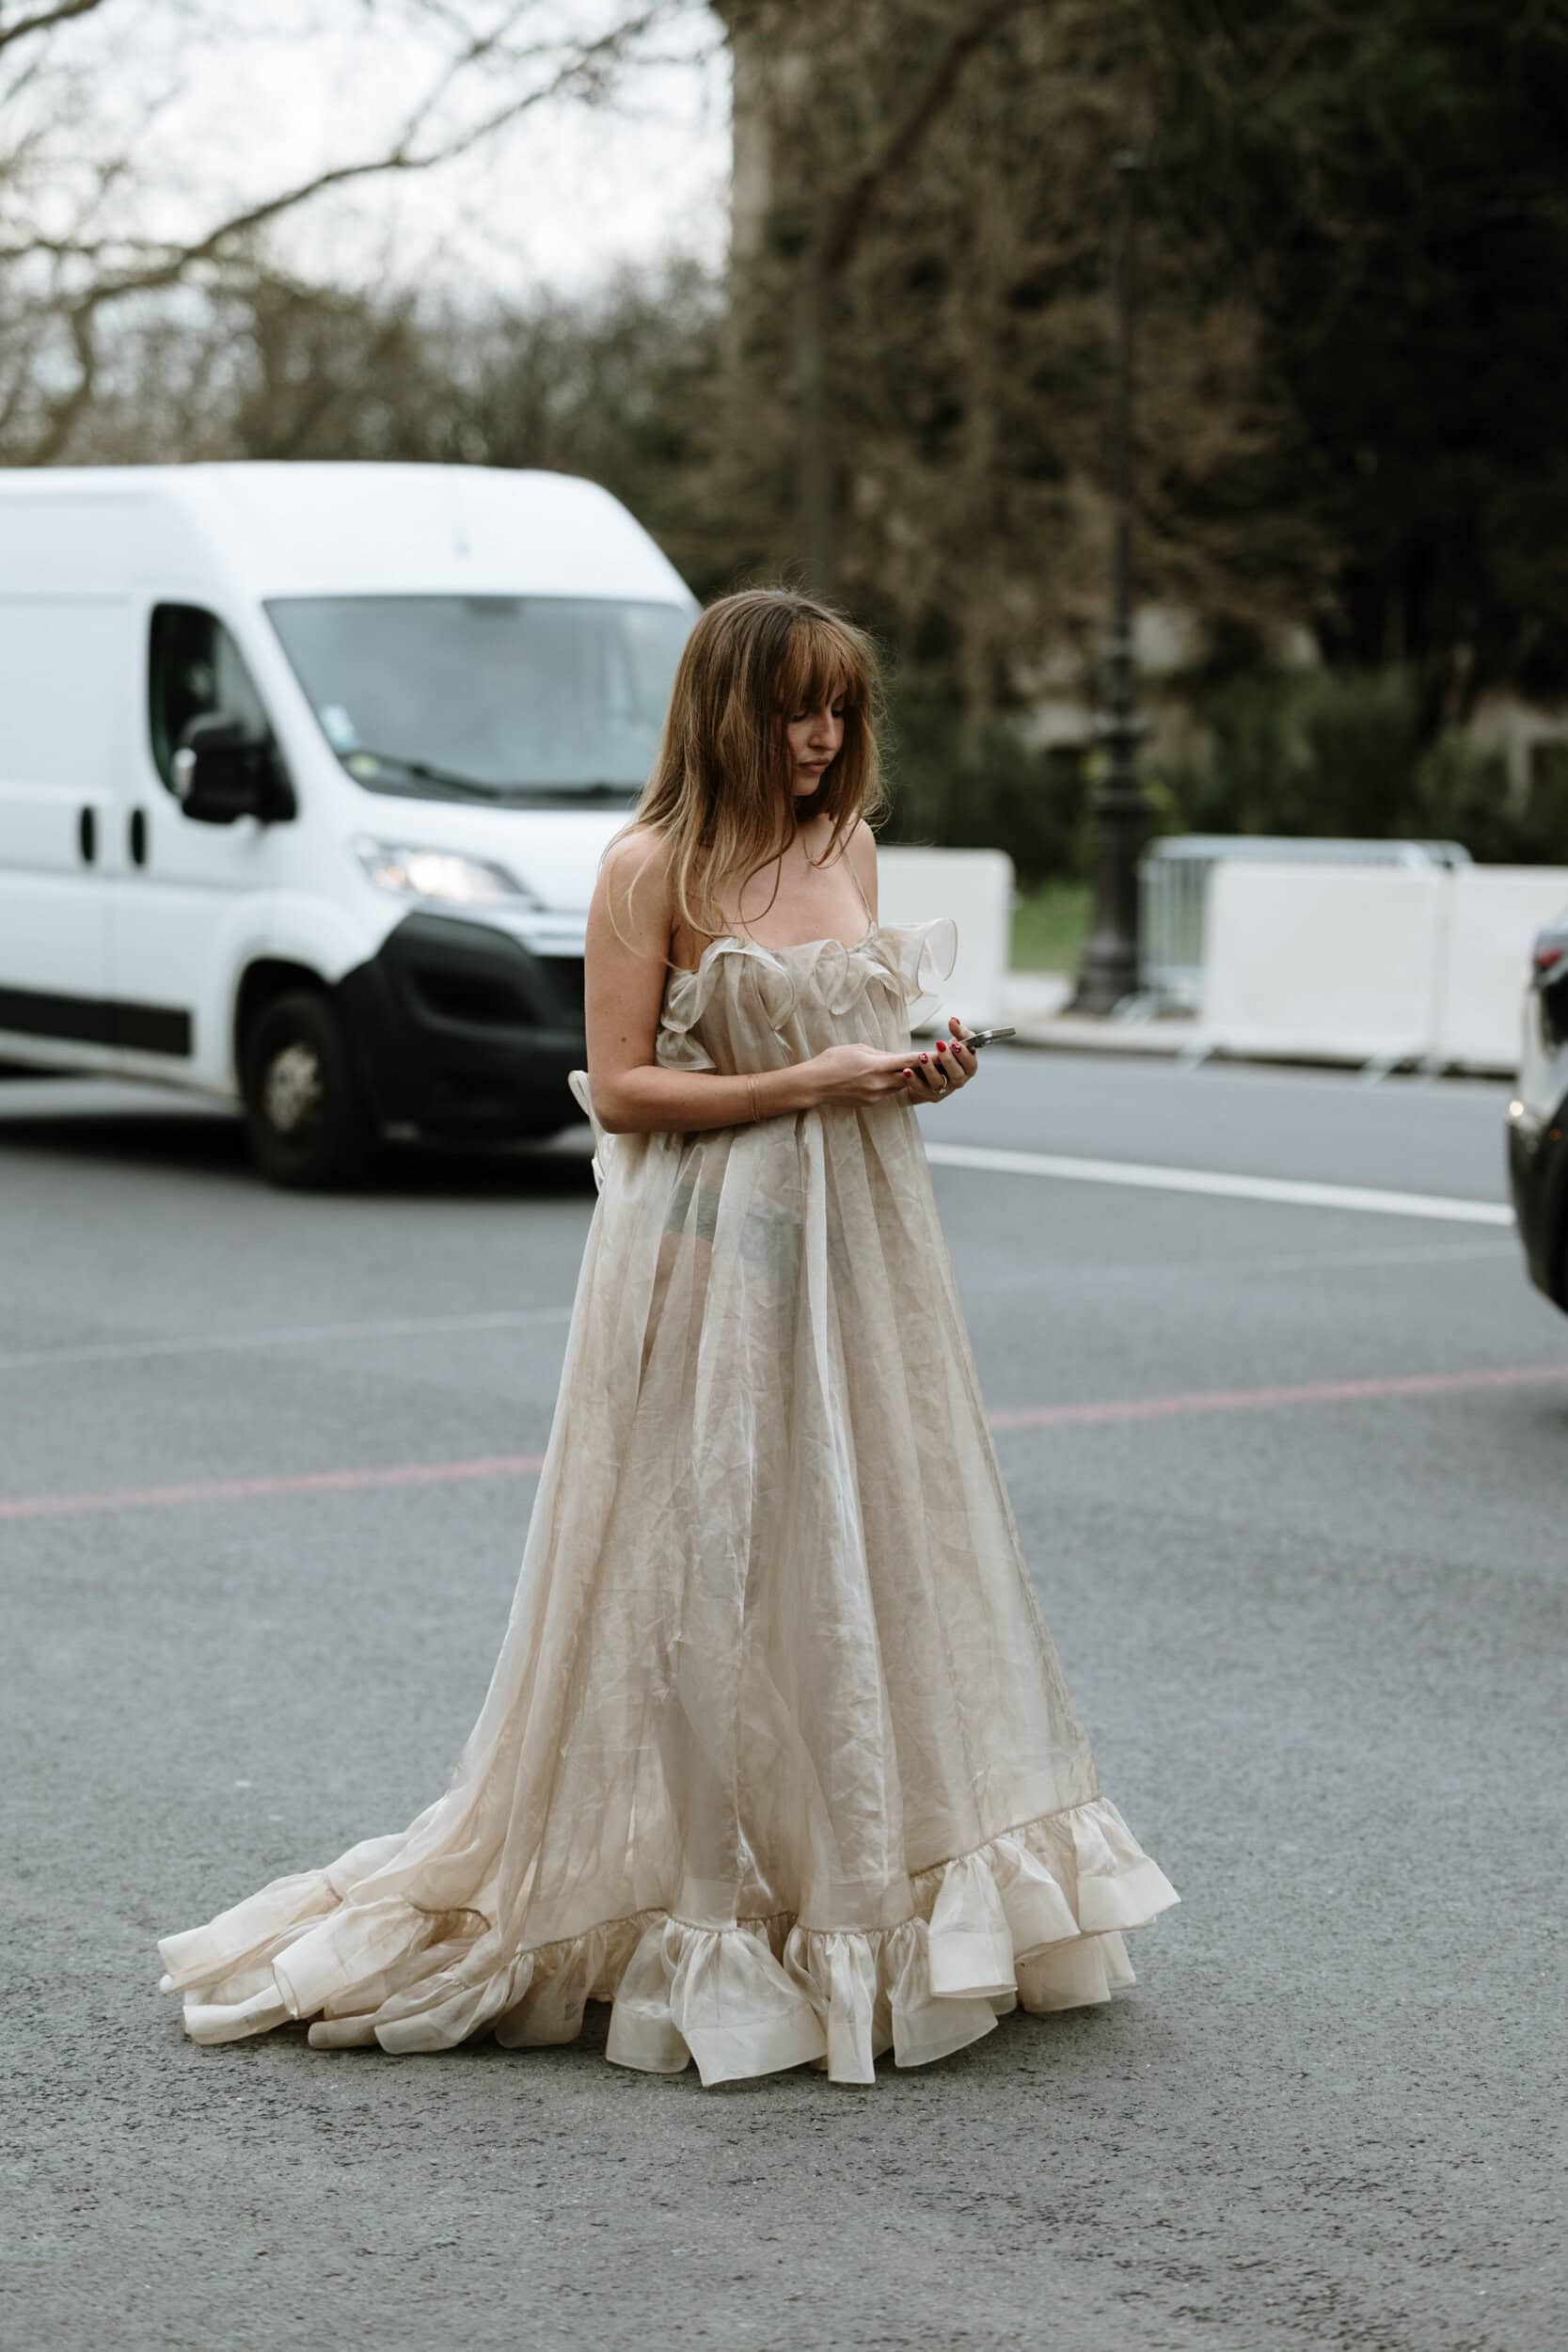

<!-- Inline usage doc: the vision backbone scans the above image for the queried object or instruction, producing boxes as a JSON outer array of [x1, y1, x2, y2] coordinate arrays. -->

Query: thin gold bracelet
[[748, 1073, 761, 1122]]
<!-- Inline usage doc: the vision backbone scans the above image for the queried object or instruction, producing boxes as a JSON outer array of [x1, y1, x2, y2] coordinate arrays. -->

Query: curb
[[1006, 1016, 1197, 1057]]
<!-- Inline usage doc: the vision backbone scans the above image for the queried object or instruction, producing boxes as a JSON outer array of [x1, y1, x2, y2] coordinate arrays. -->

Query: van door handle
[[79, 807, 96, 865], [129, 808, 148, 868]]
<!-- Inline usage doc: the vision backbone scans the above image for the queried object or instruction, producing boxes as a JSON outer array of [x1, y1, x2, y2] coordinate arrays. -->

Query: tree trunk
[[795, 247, 832, 594]]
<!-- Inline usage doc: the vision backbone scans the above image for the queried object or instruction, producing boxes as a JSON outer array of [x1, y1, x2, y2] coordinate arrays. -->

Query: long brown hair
[[615, 586, 889, 956]]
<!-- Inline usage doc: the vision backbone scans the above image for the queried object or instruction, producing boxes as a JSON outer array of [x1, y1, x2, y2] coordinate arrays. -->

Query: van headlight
[[355, 837, 540, 907]]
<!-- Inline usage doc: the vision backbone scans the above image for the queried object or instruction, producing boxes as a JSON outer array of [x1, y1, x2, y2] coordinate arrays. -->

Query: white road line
[[2, 1158, 1512, 1376], [0, 1304, 574, 1374], [924, 1141, 1513, 1226], [961, 1236, 1511, 1298]]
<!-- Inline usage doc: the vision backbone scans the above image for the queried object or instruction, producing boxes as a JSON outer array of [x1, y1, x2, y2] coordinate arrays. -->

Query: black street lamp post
[[1071, 150, 1150, 1016]]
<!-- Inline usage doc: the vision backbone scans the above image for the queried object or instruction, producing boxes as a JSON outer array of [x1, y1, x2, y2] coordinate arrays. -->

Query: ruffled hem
[[156, 1793, 1177, 2087]]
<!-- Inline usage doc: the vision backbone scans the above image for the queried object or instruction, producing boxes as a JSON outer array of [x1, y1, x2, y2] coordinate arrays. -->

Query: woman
[[157, 588, 1177, 2087]]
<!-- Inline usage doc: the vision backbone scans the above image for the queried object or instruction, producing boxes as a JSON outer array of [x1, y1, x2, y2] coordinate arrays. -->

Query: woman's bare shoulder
[[592, 823, 674, 959], [813, 811, 877, 861], [600, 821, 672, 887], [845, 815, 879, 900]]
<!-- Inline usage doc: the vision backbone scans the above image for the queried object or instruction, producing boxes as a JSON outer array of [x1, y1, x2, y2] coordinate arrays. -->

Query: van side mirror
[[172, 712, 295, 825]]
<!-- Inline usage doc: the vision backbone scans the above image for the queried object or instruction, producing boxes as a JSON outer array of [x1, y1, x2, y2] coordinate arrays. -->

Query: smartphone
[[956, 1025, 1016, 1049]]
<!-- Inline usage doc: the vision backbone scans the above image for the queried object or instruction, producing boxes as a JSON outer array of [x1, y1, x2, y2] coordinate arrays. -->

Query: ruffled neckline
[[562, 914, 958, 1186], [669, 916, 879, 987], [658, 914, 956, 1041]]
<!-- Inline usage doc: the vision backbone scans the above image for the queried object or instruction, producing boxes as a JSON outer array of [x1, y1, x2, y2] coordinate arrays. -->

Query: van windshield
[[265, 594, 692, 803]]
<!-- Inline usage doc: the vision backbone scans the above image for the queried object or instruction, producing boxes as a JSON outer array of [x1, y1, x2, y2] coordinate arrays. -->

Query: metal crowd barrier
[[1138, 835, 1472, 1011]]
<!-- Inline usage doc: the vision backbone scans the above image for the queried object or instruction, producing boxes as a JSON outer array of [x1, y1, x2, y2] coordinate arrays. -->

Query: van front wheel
[[242, 990, 377, 1188]]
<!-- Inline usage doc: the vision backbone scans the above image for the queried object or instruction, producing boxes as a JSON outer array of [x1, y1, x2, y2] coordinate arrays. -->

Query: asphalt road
[[3, 1051, 1564, 2352]]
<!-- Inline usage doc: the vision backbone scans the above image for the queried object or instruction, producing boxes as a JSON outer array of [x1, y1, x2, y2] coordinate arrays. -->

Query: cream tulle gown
[[157, 914, 1178, 2085]]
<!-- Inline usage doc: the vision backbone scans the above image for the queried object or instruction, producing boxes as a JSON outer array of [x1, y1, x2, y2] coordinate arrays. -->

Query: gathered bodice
[[565, 914, 958, 1193], [655, 914, 959, 1078]]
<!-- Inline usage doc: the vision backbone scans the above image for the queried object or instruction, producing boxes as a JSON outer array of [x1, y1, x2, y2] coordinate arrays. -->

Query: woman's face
[[784, 683, 847, 796]]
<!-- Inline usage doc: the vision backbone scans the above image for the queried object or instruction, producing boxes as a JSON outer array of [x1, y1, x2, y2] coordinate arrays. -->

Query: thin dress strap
[[842, 834, 875, 931]]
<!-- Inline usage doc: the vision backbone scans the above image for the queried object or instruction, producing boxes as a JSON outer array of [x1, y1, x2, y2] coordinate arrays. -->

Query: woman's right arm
[[583, 831, 916, 1136]]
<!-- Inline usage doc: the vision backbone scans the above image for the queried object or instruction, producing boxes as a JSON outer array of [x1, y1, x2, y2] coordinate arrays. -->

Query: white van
[[0, 462, 695, 1183]]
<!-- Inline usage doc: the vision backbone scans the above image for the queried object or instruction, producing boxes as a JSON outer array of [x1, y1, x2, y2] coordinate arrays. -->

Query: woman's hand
[[797, 1018, 978, 1111], [802, 1042, 931, 1108], [901, 1015, 976, 1104]]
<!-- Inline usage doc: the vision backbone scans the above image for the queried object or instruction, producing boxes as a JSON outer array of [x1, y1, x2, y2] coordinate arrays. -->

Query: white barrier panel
[[878, 845, 1013, 1027], [1434, 866, 1568, 1073], [1199, 863, 1449, 1067]]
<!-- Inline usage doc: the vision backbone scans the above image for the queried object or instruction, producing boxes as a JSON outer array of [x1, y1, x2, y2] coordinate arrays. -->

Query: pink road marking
[[4, 1362, 1566, 1524], [989, 1361, 1568, 1429], [0, 1452, 546, 1523]]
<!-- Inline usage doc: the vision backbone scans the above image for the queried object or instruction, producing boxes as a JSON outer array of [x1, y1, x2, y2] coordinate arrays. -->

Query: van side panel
[[0, 593, 132, 1063], [0, 492, 150, 594], [103, 892, 386, 1103]]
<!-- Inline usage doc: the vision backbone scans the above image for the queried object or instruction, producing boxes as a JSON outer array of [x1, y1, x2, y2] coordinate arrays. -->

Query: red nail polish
[[935, 1041, 947, 1053]]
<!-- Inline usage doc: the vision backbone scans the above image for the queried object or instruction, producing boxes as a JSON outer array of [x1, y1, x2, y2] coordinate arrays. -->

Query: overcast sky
[[24, 1, 731, 298]]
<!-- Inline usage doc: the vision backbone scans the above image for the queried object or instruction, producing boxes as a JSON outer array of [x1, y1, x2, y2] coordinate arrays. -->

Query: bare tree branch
[[819, 0, 1035, 278], [0, 0, 106, 58], [1, 0, 691, 462], [23, 3, 670, 310]]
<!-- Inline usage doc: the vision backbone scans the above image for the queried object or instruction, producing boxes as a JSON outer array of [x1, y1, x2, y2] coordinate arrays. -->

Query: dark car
[[1508, 905, 1568, 1311]]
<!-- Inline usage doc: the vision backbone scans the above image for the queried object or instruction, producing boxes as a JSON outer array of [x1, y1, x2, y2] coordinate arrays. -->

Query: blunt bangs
[[772, 612, 873, 715]]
